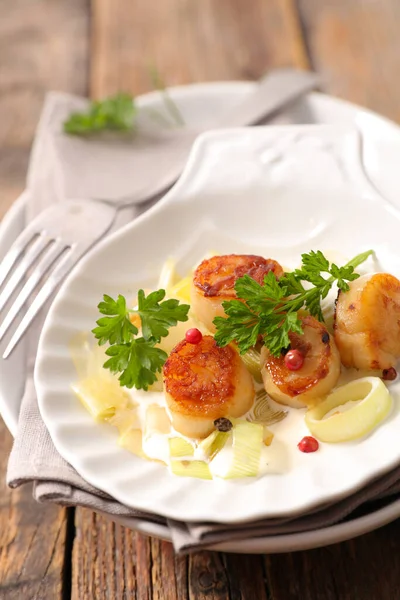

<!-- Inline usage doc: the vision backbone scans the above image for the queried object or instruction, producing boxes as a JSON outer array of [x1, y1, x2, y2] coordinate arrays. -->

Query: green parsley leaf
[[300, 250, 330, 273], [213, 301, 261, 353], [135, 289, 189, 342], [329, 264, 359, 292], [213, 249, 374, 357], [92, 294, 138, 345], [280, 272, 305, 295], [92, 289, 190, 390], [234, 274, 277, 314], [303, 288, 324, 321], [104, 339, 168, 390], [263, 311, 303, 357], [292, 268, 328, 288], [63, 93, 136, 136]]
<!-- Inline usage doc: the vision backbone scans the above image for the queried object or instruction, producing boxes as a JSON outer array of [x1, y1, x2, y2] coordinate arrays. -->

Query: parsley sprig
[[64, 93, 137, 136], [63, 68, 185, 136], [92, 290, 189, 390], [213, 249, 373, 357]]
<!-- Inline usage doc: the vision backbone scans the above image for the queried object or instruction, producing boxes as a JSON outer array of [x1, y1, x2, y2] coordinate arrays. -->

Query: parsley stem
[[149, 66, 185, 127], [279, 249, 374, 315], [280, 288, 317, 314], [340, 249, 374, 272]]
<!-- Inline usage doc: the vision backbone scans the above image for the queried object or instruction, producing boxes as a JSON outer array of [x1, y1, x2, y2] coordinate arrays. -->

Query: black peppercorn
[[281, 345, 291, 356], [214, 417, 233, 432], [321, 332, 329, 344]]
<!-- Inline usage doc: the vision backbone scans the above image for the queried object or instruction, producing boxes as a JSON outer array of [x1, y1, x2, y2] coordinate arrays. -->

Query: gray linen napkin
[[7, 91, 168, 533], [169, 469, 400, 553], [6, 91, 400, 554]]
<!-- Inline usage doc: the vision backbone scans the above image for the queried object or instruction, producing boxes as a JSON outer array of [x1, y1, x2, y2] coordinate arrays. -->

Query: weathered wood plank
[[72, 511, 275, 600], [265, 520, 400, 600], [188, 552, 230, 599], [72, 514, 187, 600], [297, 0, 400, 122], [0, 0, 89, 597], [0, 0, 89, 219], [150, 538, 181, 600], [223, 554, 269, 600], [90, 0, 309, 98], [71, 511, 139, 599], [0, 419, 68, 599]]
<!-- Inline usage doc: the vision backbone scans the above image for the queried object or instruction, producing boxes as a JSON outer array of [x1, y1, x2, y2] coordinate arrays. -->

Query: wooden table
[[2, 1, 400, 598]]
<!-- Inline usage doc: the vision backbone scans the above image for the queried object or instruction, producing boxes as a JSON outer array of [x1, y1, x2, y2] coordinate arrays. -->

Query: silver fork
[[0, 200, 115, 358], [0, 70, 320, 358]]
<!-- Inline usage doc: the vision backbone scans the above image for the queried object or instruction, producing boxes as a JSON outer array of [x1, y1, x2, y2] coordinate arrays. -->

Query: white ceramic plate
[[3, 82, 400, 550], [34, 122, 400, 524]]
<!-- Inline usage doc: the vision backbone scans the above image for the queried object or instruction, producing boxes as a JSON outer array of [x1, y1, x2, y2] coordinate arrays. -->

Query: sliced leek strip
[[198, 430, 230, 461], [242, 349, 263, 383], [148, 374, 164, 392], [118, 429, 147, 458], [145, 404, 171, 436], [169, 276, 192, 302], [247, 390, 287, 426], [71, 377, 130, 421], [157, 258, 179, 292], [86, 344, 113, 379], [108, 407, 141, 436], [69, 331, 91, 380], [169, 437, 195, 457], [224, 421, 263, 479], [171, 460, 212, 479], [305, 377, 393, 443]]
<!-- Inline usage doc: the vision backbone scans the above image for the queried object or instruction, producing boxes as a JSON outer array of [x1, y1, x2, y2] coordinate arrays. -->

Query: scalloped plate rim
[[34, 122, 400, 524]]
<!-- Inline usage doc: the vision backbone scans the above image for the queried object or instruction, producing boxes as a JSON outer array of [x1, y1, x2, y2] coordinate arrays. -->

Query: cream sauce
[[73, 251, 393, 479], [126, 385, 285, 478]]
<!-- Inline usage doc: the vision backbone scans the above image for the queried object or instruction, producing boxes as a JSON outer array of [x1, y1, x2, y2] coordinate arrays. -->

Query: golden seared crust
[[263, 316, 334, 397], [163, 335, 239, 418], [193, 254, 284, 299], [334, 273, 400, 370]]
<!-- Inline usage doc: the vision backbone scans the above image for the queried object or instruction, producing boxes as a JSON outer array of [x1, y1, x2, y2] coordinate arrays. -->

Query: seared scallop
[[261, 315, 341, 408], [334, 273, 400, 371], [191, 254, 284, 332], [163, 335, 254, 438]]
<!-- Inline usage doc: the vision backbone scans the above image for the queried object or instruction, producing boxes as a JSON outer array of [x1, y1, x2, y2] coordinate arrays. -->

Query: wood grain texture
[[0, 0, 89, 597], [72, 512, 137, 599], [266, 519, 400, 600], [91, 0, 309, 98], [297, 0, 400, 122], [187, 551, 269, 599], [72, 511, 272, 600], [223, 554, 269, 600], [72, 512, 188, 600], [0, 419, 68, 599], [0, 0, 89, 219]]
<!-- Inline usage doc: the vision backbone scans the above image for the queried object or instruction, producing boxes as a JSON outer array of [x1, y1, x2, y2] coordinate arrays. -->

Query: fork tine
[[0, 228, 43, 289], [2, 246, 75, 359], [0, 241, 68, 342], [0, 234, 51, 312], [0, 200, 117, 358]]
